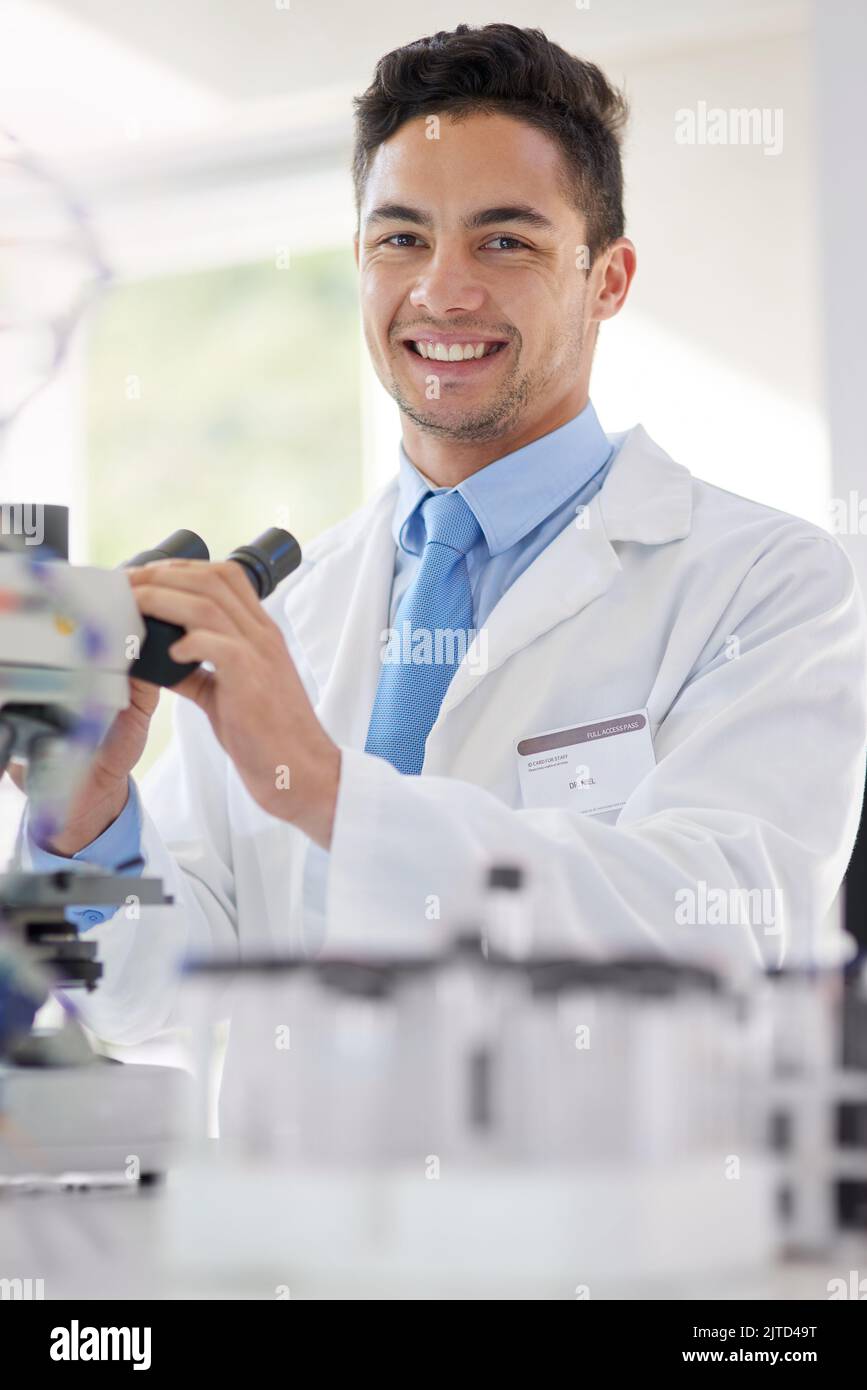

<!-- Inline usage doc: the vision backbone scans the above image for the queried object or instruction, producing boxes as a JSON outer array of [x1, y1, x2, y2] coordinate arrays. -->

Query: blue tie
[[365, 490, 482, 775]]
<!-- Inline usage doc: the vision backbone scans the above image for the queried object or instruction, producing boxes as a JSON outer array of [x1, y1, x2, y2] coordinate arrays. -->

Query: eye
[[383, 232, 425, 248], [481, 235, 530, 252]]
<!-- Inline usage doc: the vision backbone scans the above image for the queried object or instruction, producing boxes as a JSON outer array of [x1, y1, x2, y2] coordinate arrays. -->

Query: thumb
[[4, 760, 26, 794], [170, 664, 217, 714]]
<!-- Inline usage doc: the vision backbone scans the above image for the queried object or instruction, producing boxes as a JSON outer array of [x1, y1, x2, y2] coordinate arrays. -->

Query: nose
[[408, 245, 486, 318]]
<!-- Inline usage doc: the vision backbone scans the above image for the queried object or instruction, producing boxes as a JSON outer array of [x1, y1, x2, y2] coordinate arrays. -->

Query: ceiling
[[50, 0, 810, 101], [0, 0, 815, 282], [1, 0, 811, 165]]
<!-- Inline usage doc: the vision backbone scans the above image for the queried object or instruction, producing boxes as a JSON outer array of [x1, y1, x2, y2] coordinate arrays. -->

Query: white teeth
[[412, 341, 500, 360]]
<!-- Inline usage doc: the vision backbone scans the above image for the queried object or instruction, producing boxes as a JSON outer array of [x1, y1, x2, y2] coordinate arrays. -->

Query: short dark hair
[[352, 23, 628, 262]]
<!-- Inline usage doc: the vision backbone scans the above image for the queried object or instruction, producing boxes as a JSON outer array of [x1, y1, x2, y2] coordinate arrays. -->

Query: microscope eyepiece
[[123, 529, 209, 570], [126, 526, 302, 688], [227, 528, 303, 600]]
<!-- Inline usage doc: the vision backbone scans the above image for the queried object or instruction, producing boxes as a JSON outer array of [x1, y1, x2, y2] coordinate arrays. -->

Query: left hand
[[127, 558, 341, 848]]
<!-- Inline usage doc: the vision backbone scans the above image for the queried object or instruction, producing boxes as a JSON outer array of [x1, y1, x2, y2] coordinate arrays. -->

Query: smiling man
[[357, 111, 629, 461], [20, 25, 867, 1051]]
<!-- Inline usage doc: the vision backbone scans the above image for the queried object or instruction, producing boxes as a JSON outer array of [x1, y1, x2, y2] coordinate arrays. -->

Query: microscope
[[0, 130, 301, 1179], [0, 502, 302, 1179]]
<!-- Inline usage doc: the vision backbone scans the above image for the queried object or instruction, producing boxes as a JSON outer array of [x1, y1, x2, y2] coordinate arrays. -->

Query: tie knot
[[421, 490, 482, 557]]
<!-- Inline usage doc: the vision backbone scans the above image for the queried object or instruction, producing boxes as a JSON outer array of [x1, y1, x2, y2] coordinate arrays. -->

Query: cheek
[[491, 264, 567, 336], [360, 263, 406, 338], [522, 271, 585, 348]]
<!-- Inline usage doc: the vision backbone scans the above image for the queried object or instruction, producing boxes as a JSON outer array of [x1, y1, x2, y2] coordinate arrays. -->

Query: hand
[[127, 558, 341, 848], [6, 678, 160, 855]]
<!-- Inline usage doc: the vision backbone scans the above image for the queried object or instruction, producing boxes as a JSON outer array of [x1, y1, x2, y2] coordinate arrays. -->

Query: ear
[[353, 232, 360, 269], [589, 237, 637, 323]]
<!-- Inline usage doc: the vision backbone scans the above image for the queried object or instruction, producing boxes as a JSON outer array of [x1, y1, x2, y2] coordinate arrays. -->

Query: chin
[[404, 402, 518, 443]]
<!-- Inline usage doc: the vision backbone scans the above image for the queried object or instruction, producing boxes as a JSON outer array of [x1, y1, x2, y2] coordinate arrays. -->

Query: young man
[[21, 25, 867, 1048]]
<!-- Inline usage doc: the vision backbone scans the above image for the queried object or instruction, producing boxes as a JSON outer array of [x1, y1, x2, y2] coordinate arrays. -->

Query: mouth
[[398, 335, 511, 381], [405, 337, 508, 362]]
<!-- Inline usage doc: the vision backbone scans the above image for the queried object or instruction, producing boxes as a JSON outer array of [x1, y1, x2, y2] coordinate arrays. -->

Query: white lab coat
[[63, 424, 867, 1052]]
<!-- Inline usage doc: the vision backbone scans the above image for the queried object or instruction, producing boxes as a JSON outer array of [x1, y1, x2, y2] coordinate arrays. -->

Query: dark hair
[[352, 23, 628, 262]]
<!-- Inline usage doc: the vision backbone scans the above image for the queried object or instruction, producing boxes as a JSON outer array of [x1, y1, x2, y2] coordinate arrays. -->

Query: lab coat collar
[[433, 424, 693, 723], [282, 423, 693, 742], [598, 423, 693, 544]]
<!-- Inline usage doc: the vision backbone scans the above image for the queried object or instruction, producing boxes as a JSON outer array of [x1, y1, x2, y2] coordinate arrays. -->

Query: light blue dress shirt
[[25, 400, 618, 930], [22, 777, 145, 929], [390, 399, 615, 628]]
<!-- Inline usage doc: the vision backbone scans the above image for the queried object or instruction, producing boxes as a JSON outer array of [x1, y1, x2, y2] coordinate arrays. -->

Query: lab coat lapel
[[282, 425, 693, 745], [436, 425, 693, 723], [282, 485, 398, 747]]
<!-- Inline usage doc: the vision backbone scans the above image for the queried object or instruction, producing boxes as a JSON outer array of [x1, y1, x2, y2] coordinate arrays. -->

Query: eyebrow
[[364, 202, 554, 231], [464, 205, 554, 231]]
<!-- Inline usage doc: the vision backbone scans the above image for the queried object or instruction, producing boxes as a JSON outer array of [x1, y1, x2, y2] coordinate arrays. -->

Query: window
[[86, 247, 362, 563], [85, 246, 363, 772]]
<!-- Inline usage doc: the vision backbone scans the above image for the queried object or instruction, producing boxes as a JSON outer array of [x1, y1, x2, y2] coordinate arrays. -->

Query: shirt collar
[[393, 400, 612, 557]]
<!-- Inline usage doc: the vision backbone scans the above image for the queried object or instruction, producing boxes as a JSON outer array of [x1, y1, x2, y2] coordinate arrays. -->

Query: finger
[[129, 560, 267, 634], [170, 663, 217, 709], [167, 629, 239, 669], [128, 676, 161, 715], [129, 676, 158, 696], [129, 557, 206, 576], [4, 761, 26, 793], [211, 558, 273, 618], [206, 560, 273, 628], [132, 583, 243, 640]]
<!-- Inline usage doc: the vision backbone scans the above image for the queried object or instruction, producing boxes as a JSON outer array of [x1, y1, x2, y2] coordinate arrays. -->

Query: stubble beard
[[387, 320, 585, 445]]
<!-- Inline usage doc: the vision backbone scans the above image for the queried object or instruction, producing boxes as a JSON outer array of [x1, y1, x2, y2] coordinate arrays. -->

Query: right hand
[[5, 677, 160, 855]]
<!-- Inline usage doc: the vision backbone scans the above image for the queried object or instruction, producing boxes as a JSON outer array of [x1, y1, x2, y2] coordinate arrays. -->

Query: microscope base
[[0, 1059, 191, 1180]]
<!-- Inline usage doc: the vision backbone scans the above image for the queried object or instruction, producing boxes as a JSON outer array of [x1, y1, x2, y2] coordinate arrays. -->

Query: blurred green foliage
[[85, 249, 363, 773], [86, 248, 362, 567]]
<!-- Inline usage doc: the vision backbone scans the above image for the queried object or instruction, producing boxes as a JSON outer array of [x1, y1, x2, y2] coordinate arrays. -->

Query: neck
[[400, 387, 590, 488]]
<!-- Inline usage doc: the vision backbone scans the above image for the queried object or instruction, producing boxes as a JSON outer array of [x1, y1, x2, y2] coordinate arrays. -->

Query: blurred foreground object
[[0, 137, 187, 1182], [0, 128, 109, 431]]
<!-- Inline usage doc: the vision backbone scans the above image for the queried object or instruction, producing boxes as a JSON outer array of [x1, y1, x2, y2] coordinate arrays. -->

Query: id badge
[[516, 709, 655, 814]]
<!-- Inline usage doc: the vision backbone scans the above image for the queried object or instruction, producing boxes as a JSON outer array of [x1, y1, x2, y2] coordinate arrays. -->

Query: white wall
[[814, 0, 867, 596], [592, 29, 826, 523]]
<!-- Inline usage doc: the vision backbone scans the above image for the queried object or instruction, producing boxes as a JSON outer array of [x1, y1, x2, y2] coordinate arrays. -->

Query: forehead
[[361, 111, 575, 220]]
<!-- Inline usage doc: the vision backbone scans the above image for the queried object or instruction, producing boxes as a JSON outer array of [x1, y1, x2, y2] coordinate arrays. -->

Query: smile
[[407, 340, 507, 361]]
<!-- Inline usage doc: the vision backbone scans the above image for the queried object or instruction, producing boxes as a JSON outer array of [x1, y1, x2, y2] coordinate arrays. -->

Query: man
[[19, 24, 867, 1048]]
